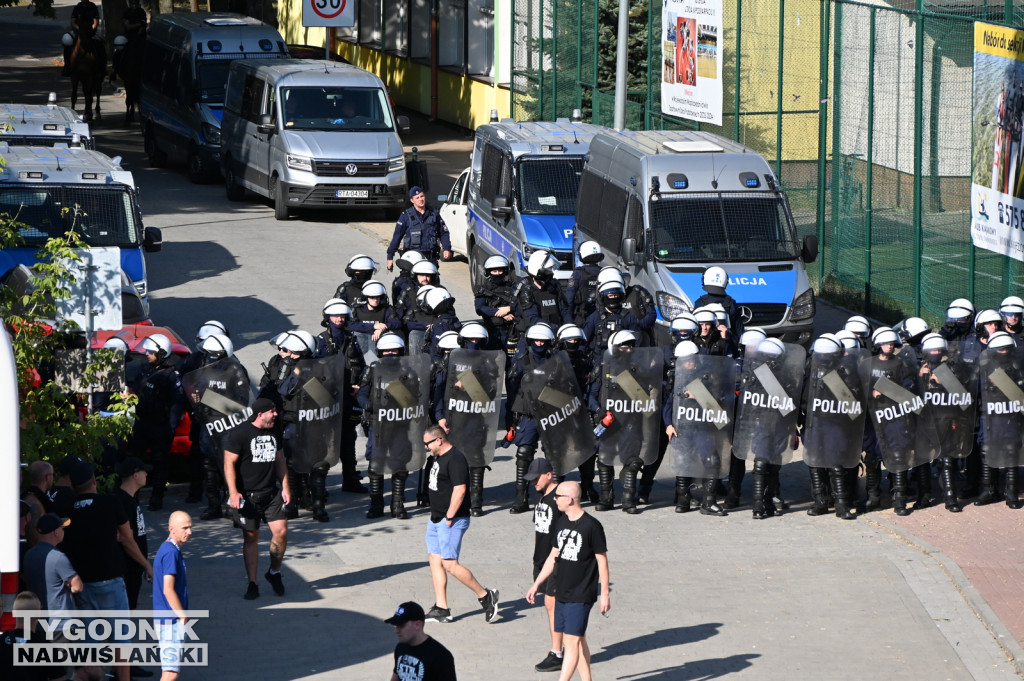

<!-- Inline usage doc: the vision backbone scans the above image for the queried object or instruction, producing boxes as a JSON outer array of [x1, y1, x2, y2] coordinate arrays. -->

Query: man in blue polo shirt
[[153, 511, 192, 681]]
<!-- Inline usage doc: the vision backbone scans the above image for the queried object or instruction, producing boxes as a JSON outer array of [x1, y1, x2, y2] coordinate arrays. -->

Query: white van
[[0, 94, 94, 149], [575, 129, 819, 346], [220, 59, 410, 221]]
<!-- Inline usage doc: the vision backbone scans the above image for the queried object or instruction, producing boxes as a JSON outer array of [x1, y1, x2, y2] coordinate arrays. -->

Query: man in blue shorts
[[422, 425, 499, 624], [527, 481, 610, 681], [154, 511, 192, 681]]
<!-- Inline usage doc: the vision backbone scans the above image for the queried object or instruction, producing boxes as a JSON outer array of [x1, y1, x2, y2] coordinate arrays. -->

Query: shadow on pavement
[[147, 240, 240, 290], [592, 623, 723, 664], [619, 653, 759, 680], [306, 562, 423, 590], [145, 295, 292, 351]]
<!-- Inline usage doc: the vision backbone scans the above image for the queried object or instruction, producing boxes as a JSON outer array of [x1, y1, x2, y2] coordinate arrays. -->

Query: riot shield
[[802, 349, 867, 469], [443, 349, 505, 467], [352, 330, 379, 366], [859, 352, 927, 472], [595, 346, 664, 466], [181, 358, 252, 463], [669, 354, 736, 479], [285, 355, 347, 474], [516, 351, 596, 477], [917, 349, 977, 461], [407, 329, 426, 357], [979, 348, 1024, 468], [733, 343, 806, 465], [370, 353, 431, 475]]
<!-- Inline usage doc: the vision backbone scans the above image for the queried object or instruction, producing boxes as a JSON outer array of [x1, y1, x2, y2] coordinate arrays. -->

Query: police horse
[[68, 26, 106, 123], [113, 36, 143, 125]]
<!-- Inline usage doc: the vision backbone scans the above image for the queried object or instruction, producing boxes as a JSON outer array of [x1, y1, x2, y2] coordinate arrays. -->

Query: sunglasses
[[423, 437, 442, 448], [553, 493, 570, 500]]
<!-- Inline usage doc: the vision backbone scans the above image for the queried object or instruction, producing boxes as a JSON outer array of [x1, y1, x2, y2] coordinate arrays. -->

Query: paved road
[[3, 17, 1024, 680]]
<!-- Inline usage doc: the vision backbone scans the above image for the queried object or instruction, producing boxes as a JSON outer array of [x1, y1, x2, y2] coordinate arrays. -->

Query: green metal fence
[[511, 0, 1024, 325]]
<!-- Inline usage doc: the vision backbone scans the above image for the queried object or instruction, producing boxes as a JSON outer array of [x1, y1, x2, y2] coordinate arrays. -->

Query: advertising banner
[[661, 0, 723, 125]]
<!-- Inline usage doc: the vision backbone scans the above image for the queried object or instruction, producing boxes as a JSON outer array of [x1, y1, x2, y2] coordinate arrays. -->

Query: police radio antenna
[[572, 130, 579, 144], [20, 109, 26, 124], [710, 156, 726, 190]]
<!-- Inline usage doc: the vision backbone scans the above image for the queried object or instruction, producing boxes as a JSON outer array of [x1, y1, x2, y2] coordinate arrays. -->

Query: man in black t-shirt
[[422, 426, 499, 624], [527, 481, 610, 681], [224, 398, 291, 601], [114, 457, 152, 611], [525, 458, 564, 673], [385, 601, 457, 681]]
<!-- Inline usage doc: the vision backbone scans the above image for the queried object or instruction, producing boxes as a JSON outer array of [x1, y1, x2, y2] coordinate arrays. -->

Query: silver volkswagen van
[[220, 59, 410, 221]]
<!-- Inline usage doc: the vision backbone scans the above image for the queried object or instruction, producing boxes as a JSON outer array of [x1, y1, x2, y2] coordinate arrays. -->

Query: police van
[[0, 144, 162, 306], [220, 59, 410, 221], [575, 129, 818, 345], [0, 94, 94, 149], [140, 12, 288, 183], [465, 115, 607, 287]]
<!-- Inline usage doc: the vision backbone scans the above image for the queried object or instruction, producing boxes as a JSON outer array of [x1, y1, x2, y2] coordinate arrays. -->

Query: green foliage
[[0, 212, 135, 469], [596, 0, 648, 93]]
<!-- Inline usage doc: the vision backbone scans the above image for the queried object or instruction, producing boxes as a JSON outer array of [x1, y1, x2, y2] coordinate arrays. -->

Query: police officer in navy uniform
[[692, 266, 746, 340], [582, 281, 640, 373], [566, 241, 605, 326], [475, 255, 519, 355], [515, 250, 571, 353], [334, 254, 378, 308], [391, 250, 427, 304], [386, 186, 452, 270]]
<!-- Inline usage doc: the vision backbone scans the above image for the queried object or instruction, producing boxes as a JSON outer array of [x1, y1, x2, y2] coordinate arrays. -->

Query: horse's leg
[[70, 76, 78, 113]]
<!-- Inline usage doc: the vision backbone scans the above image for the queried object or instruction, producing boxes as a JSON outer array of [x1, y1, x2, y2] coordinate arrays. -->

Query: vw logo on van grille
[[345, 164, 359, 176], [738, 306, 754, 324]]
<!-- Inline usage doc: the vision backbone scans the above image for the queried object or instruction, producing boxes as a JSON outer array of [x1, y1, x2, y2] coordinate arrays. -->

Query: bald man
[[154, 512, 192, 681]]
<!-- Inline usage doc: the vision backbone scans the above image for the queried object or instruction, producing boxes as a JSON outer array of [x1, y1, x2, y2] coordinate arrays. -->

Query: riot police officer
[[723, 327, 767, 509], [334, 254, 378, 307], [475, 255, 518, 356], [692, 307, 730, 357], [386, 186, 451, 268], [844, 315, 873, 349], [596, 267, 657, 346], [582, 280, 640, 369], [975, 332, 1024, 508], [421, 287, 462, 359], [391, 250, 426, 303], [398, 261, 441, 349], [179, 320, 231, 503], [556, 324, 598, 502], [939, 299, 976, 343], [515, 251, 571, 347], [963, 309, 1003, 367], [273, 330, 320, 519], [692, 266, 746, 339], [1000, 296, 1024, 343], [350, 279, 403, 364], [566, 240, 605, 326]]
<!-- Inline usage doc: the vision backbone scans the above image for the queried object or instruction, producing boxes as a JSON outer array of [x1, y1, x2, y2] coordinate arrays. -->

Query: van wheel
[[144, 126, 167, 168], [469, 241, 485, 290], [224, 160, 245, 202], [187, 145, 211, 184], [272, 177, 291, 221]]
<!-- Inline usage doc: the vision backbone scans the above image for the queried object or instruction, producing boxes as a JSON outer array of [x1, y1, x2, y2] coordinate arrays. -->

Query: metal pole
[[912, 0, 924, 315], [827, 0, 842, 288], [613, 0, 628, 130], [816, 0, 831, 288], [776, 0, 785, 177], [734, 0, 742, 140], [552, 0, 559, 119], [865, 8, 876, 313]]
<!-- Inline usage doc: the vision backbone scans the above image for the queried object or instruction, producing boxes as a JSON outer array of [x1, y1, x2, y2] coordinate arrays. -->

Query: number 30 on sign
[[303, 0, 354, 27]]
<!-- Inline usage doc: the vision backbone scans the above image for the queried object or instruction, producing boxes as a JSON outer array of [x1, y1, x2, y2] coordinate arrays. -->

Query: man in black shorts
[[385, 601, 457, 681], [527, 481, 610, 681], [224, 398, 291, 600], [525, 458, 564, 673], [422, 425, 499, 624]]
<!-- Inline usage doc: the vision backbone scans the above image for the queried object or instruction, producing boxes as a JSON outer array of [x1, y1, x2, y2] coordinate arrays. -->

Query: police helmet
[[607, 329, 637, 352], [397, 250, 426, 271], [345, 254, 377, 278], [361, 280, 388, 299], [458, 321, 489, 346], [483, 255, 510, 273], [411, 260, 440, 277], [946, 298, 975, 322], [702, 266, 728, 292], [270, 332, 289, 349], [526, 250, 560, 278], [437, 331, 461, 351], [598, 280, 624, 302], [739, 327, 767, 348], [811, 335, 842, 356], [975, 309, 1002, 336], [280, 330, 317, 356], [323, 299, 352, 325], [674, 340, 700, 358], [139, 334, 172, 360], [200, 333, 233, 359], [757, 337, 786, 357], [988, 331, 1016, 350], [557, 324, 587, 343], [705, 302, 730, 328], [578, 240, 604, 265], [1000, 295, 1024, 319], [525, 323, 555, 342], [415, 285, 436, 311], [845, 316, 871, 339], [596, 266, 626, 288], [670, 315, 699, 340], [113, 35, 128, 47], [425, 287, 454, 315], [871, 327, 900, 347], [102, 336, 131, 354], [833, 329, 860, 350], [920, 333, 947, 355], [195, 320, 228, 343], [899, 317, 930, 345], [693, 307, 717, 325], [376, 332, 406, 353], [62, 33, 74, 47]]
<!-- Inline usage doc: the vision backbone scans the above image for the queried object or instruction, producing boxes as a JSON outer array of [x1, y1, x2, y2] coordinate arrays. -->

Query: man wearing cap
[[386, 187, 452, 271], [23, 513, 81, 614], [385, 601, 457, 681], [223, 398, 290, 601], [527, 481, 610, 681], [49, 456, 81, 517], [115, 457, 153, 613], [525, 459, 565, 673]]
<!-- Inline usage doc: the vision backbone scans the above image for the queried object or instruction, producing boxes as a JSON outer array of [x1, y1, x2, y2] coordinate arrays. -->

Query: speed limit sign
[[302, 0, 354, 27]]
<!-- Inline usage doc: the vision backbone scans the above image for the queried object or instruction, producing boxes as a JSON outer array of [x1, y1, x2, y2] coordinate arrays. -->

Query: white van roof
[[475, 120, 606, 160], [232, 59, 385, 88], [0, 145, 134, 187], [0, 98, 93, 149]]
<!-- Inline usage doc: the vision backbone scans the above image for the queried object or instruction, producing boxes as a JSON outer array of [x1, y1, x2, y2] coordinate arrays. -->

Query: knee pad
[[515, 446, 536, 466]]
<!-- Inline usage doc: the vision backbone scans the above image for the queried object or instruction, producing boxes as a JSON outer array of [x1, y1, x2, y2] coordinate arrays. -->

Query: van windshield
[[196, 60, 234, 102], [649, 193, 799, 263], [0, 185, 140, 247], [281, 87, 394, 131], [515, 158, 584, 215]]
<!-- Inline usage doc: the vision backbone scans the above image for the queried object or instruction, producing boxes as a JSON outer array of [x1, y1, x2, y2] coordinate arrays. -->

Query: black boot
[[806, 467, 830, 516], [510, 446, 535, 514], [912, 464, 934, 510], [391, 472, 409, 519], [620, 461, 641, 515], [200, 457, 223, 520], [700, 478, 726, 516], [469, 467, 486, 517], [865, 463, 882, 511], [366, 473, 385, 519], [831, 467, 855, 520], [674, 477, 692, 513], [578, 455, 599, 503], [341, 473, 368, 494], [752, 461, 770, 519], [595, 463, 615, 511], [893, 470, 910, 516], [974, 465, 1002, 505], [768, 463, 786, 513], [1005, 467, 1022, 509], [417, 456, 435, 507], [310, 463, 330, 523], [724, 455, 744, 509]]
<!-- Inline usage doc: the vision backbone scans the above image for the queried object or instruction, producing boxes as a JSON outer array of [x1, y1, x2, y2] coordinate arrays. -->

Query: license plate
[[335, 189, 368, 198]]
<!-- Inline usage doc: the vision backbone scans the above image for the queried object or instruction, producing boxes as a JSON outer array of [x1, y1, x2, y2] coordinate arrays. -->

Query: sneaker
[[243, 582, 259, 600], [479, 588, 499, 623], [264, 570, 285, 596], [535, 651, 563, 672], [424, 605, 453, 623]]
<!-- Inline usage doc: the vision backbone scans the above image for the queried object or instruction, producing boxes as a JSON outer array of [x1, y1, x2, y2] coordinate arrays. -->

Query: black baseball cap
[[69, 460, 96, 487], [57, 455, 82, 478], [408, 186, 424, 198], [37, 513, 71, 534], [385, 601, 425, 626], [116, 456, 153, 477], [250, 398, 277, 420], [524, 458, 553, 481]]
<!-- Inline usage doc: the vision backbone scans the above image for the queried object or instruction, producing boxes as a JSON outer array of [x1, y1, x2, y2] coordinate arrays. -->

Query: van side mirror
[[802, 234, 819, 263], [492, 194, 512, 221], [144, 226, 163, 253], [397, 115, 411, 134], [257, 114, 275, 135], [621, 238, 637, 265]]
